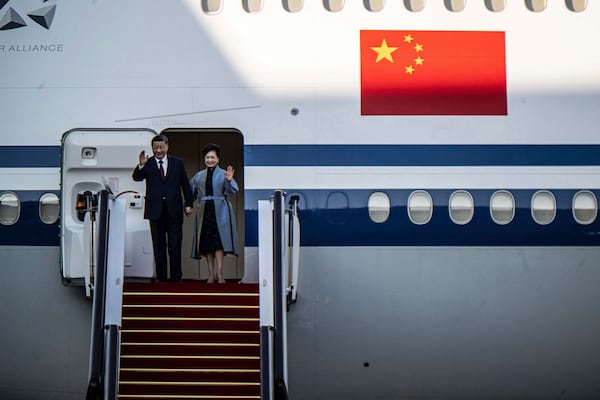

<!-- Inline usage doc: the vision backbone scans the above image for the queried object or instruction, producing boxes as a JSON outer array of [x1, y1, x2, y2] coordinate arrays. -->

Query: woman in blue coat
[[190, 143, 239, 283]]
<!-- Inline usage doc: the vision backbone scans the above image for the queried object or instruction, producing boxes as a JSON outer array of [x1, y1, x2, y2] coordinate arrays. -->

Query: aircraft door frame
[[60, 128, 156, 285], [163, 128, 245, 281]]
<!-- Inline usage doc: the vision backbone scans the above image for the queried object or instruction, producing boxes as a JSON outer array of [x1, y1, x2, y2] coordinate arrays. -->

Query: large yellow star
[[371, 39, 398, 63]]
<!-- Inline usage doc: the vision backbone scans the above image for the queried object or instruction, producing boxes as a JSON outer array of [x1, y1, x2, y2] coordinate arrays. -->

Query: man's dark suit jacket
[[132, 155, 193, 222]]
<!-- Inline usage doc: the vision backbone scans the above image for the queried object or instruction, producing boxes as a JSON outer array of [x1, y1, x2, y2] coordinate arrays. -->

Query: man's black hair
[[152, 135, 168, 144]]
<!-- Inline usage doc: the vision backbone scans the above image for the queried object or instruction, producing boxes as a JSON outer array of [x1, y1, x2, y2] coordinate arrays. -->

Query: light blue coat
[[189, 166, 239, 258]]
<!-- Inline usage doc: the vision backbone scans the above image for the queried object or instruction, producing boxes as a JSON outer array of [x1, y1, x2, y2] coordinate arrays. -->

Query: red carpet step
[[118, 281, 260, 400]]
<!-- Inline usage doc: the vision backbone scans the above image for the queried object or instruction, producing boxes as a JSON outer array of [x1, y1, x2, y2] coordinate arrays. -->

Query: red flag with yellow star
[[360, 30, 507, 115]]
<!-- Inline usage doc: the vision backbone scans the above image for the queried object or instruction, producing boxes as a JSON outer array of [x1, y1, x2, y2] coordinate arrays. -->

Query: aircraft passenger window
[[566, 0, 587, 12], [326, 191, 349, 225], [368, 192, 390, 223], [404, 0, 425, 12], [243, 0, 263, 13], [572, 190, 597, 225], [408, 190, 433, 225], [531, 190, 556, 225], [490, 190, 515, 225], [0, 192, 20, 225], [449, 190, 474, 225], [283, 0, 303, 12], [201, 0, 223, 14], [364, 0, 384, 12], [444, 0, 466, 12], [39, 193, 60, 224], [324, 0, 344, 12], [525, 0, 547, 12], [484, 0, 506, 12]]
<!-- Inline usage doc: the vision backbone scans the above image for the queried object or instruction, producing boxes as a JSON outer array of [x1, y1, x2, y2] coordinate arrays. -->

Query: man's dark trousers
[[150, 200, 183, 281]]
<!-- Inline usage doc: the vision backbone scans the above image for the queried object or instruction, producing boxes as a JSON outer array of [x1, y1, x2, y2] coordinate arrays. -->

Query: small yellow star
[[371, 39, 398, 63], [404, 34, 413, 43], [405, 65, 415, 74], [414, 56, 424, 65], [414, 43, 424, 52]]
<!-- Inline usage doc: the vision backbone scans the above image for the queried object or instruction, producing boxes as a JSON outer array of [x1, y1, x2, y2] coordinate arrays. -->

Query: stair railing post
[[258, 199, 275, 399], [259, 190, 291, 400], [272, 190, 289, 395], [87, 190, 109, 400], [85, 190, 127, 400], [287, 195, 301, 304], [102, 196, 126, 400]]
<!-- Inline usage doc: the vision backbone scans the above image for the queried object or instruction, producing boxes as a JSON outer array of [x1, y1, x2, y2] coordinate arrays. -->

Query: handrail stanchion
[[272, 190, 290, 399], [102, 196, 126, 400], [260, 190, 297, 400], [85, 190, 126, 400], [86, 190, 109, 400], [288, 195, 300, 304], [259, 199, 275, 400]]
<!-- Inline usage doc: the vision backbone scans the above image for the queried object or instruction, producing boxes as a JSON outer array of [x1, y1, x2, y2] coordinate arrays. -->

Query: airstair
[[118, 281, 260, 399], [85, 190, 299, 400]]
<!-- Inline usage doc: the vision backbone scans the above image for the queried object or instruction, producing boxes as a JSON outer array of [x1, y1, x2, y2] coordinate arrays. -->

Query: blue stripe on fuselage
[[243, 189, 600, 247], [3, 143, 600, 247], [4, 189, 600, 247], [244, 144, 600, 166], [4, 144, 600, 167], [0, 146, 60, 168]]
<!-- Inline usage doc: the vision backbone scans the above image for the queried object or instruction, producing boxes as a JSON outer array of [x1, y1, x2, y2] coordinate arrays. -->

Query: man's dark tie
[[159, 160, 165, 180]]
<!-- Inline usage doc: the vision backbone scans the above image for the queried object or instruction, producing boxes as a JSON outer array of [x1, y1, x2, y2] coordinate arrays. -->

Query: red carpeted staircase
[[118, 281, 260, 400]]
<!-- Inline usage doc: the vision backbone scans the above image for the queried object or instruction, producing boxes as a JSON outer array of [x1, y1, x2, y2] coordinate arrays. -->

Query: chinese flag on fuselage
[[360, 30, 507, 115]]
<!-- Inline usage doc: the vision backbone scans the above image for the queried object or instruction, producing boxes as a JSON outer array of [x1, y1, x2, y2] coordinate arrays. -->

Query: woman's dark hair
[[202, 143, 221, 157]]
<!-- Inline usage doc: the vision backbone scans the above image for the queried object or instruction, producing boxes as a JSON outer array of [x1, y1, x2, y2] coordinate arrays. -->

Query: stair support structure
[[86, 189, 299, 399]]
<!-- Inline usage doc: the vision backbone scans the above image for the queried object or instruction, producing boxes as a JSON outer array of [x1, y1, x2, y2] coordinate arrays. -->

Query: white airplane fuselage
[[1, 1, 600, 399]]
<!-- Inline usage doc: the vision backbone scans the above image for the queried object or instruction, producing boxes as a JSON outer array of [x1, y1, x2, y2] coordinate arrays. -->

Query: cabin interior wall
[[164, 129, 244, 281]]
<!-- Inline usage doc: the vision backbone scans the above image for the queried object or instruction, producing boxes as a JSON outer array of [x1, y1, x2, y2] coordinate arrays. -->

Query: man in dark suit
[[132, 135, 193, 282]]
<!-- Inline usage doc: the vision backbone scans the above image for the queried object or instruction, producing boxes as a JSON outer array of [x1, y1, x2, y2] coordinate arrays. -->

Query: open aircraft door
[[60, 129, 156, 292]]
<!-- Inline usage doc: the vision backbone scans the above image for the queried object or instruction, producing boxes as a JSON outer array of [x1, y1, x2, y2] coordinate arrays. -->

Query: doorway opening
[[163, 128, 244, 281]]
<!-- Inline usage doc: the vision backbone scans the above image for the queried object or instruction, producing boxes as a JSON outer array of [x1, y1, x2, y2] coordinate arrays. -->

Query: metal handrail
[[272, 190, 286, 392], [86, 190, 109, 400], [259, 190, 301, 400], [85, 190, 126, 400], [287, 195, 301, 305]]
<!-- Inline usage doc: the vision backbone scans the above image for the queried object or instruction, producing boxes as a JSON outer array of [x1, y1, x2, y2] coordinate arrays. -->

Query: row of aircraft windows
[[0, 192, 59, 226], [1, 190, 597, 227], [367, 190, 598, 225], [201, 0, 587, 14]]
